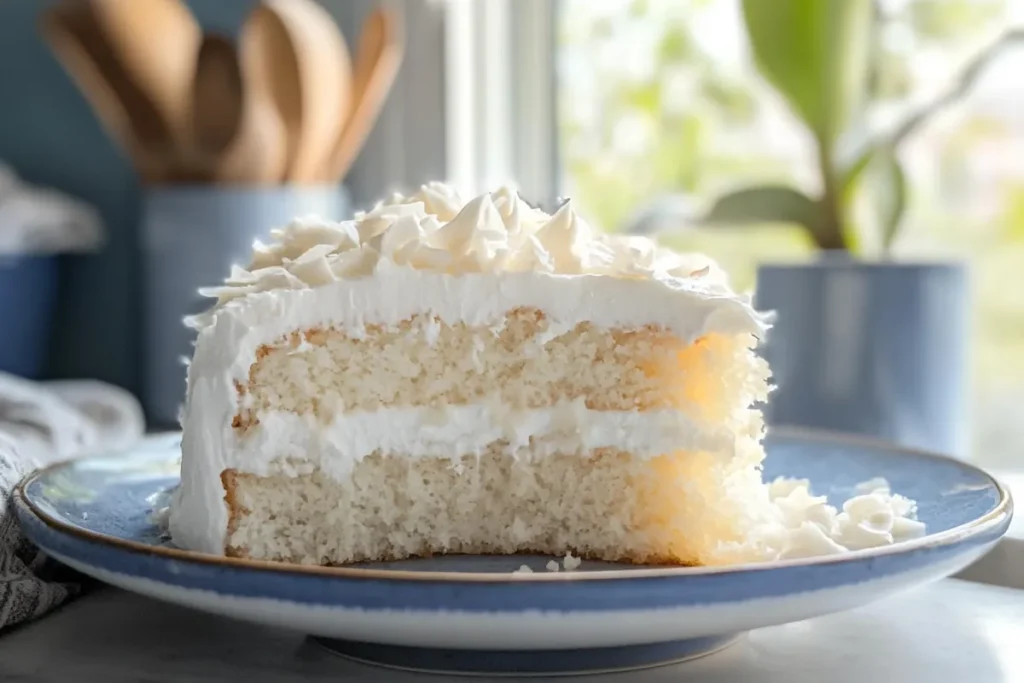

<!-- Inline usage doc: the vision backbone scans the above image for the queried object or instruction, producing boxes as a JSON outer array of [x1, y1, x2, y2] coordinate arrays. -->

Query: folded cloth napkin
[[0, 162, 104, 255], [0, 373, 143, 631]]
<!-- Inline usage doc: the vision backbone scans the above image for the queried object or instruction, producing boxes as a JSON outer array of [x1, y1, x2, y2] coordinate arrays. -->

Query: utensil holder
[[141, 185, 349, 427]]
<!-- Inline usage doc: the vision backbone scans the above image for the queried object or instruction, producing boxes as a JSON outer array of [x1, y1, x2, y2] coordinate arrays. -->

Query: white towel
[[0, 373, 143, 631], [0, 163, 104, 255]]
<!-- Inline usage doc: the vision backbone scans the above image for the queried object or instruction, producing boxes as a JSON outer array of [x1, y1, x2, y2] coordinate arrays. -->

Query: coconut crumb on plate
[[723, 476, 928, 563], [562, 552, 582, 571]]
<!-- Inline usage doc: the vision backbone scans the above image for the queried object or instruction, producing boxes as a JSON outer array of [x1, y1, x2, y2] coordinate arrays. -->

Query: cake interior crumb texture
[[221, 309, 770, 567], [224, 442, 765, 567], [237, 307, 763, 428]]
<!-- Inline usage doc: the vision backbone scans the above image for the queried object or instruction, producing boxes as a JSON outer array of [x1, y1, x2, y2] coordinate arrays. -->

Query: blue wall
[[0, 1, 271, 394]]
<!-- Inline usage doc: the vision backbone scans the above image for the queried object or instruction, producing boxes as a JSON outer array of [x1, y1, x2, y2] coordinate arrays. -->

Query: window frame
[[443, 0, 561, 206]]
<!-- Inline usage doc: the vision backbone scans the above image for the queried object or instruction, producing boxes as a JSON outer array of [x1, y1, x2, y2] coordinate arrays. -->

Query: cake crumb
[[854, 477, 892, 495], [150, 506, 171, 530], [513, 564, 533, 574], [562, 552, 582, 571], [545, 560, 560, 572]]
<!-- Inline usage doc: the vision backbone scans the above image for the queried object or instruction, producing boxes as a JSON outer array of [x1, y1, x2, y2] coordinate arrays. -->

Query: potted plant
[[696, 1, 1022, 457]]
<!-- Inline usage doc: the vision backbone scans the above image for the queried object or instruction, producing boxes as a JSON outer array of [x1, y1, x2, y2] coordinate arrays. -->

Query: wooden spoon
[[190, 35, 242, 182], [218, 92, 288, 185], [89, 0, 201, 152], [191, 34, 286, 185], [240, 0, 351, 184], [322, 7, 403, 182], [40, 3, 175, 183]]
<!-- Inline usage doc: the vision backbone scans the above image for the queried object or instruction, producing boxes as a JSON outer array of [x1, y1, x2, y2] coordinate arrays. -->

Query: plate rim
[[15, 425, 1013, 583]]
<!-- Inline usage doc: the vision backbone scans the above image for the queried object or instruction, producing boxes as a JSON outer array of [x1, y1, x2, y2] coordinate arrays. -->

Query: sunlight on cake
[[168, 182, 924, 567]]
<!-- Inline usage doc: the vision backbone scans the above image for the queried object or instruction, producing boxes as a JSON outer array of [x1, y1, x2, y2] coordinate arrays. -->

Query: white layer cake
[[170, 183, 775, 566]]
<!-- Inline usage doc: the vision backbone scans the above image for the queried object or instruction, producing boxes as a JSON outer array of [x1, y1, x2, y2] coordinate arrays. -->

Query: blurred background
[[553, 0, 1024, 469], [0, 0, 1020, 468]]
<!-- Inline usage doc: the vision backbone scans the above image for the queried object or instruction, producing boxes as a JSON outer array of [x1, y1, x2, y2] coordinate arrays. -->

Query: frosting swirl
[[196, 183, 737, 315]]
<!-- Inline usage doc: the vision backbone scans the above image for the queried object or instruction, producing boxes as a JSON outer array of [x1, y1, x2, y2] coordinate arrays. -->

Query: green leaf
[[840, 144, 906, 254], [701, 186, 824, 235], [741, 0, 874, 144], [841, 217, 864, 255], [867, 149, 907, 253], [837, 132, 877, 204], [657, 24, 694, 63]]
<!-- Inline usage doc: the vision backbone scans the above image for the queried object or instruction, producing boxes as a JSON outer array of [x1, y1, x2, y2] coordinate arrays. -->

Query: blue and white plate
[[15, 428, 1012, 676]]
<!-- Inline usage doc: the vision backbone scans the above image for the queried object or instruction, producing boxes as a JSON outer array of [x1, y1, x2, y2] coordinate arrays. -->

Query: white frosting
[[186, 182, 770, 338], [170, 182, 773, 556], [216, 401, 735, 480]]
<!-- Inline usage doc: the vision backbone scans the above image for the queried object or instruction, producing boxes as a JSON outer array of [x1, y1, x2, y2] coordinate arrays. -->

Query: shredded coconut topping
[[190, 183, 741, 328], [505, 479, 925, 572], [754, 477, 927, 560], [562, 552, 582, 571]]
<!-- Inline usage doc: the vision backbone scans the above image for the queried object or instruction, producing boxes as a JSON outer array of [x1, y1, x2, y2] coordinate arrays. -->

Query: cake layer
[[234, 308, 769, 430], [222, 442, 768, 567], [188, 264, 768, 407]]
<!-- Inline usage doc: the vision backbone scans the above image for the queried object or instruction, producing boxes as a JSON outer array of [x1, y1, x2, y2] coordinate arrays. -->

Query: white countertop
[[1, 578, 1022, 683]]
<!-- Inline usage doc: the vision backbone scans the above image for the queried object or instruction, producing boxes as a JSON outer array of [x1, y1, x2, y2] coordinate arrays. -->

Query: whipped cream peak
[[188, 183, 764, 332]]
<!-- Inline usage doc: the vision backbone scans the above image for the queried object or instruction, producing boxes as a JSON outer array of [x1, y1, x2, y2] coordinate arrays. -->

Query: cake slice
[[169, 183, 772, 566]]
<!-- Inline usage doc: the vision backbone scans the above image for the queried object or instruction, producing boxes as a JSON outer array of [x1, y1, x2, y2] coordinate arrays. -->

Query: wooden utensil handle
[[41, 5, 172, 182], [323, 8, 403, 182]]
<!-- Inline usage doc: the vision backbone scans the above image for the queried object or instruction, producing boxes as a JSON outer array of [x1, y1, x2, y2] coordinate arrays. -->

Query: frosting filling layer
[[240, 401, 749, 480]]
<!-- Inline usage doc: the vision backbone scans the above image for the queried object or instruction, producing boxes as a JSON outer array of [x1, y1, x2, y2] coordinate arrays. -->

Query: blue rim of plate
[[14, 426, 1013, 583]]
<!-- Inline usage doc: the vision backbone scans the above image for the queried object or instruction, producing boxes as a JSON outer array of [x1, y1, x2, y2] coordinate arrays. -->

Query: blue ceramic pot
[[140, 185, 350, 427], [755, 256, 970, 458], [0, 255, 58, 378]]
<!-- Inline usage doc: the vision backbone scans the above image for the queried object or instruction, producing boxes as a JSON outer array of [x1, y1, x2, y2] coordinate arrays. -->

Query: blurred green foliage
[[559, 0, 1024, 390], [560, 0, 1020, 252], [908, 0, 1006, 43], [560, 0, 784, 232], [719, 0, 1021, 252]]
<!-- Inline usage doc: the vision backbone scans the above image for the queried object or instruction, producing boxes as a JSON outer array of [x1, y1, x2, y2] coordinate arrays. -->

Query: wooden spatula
[[40, 3, 176, 183], [321, 7, 403, 182], [89, 0, 201, 155], [191, 34, 286, 185], [241, 0, 351, 184]]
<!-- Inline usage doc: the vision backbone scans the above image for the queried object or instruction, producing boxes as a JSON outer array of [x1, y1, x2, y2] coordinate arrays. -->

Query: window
[[445, 0, 1024, 467]]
